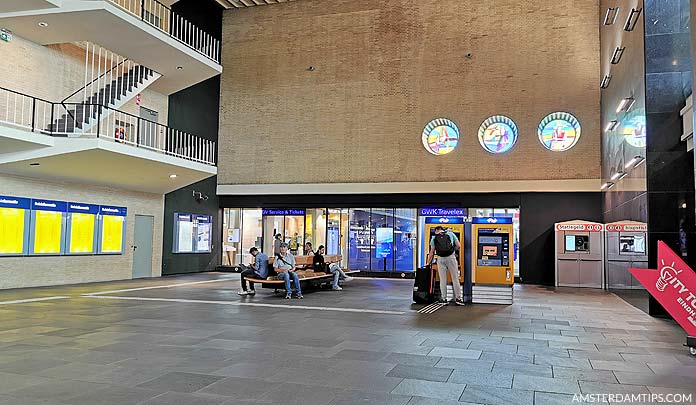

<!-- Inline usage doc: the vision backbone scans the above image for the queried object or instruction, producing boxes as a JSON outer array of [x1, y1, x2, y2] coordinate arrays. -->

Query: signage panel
[[262, 209, 305, 216], [555, 223, 604, 232], [472, 217, 513, 225], [419, 208, 466, 217], [424, 217, 465, 224]]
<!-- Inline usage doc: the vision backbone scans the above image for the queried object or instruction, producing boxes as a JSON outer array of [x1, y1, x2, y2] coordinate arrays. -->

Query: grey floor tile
[[35, 362, 114, 379], [512, 374, 581, 394], [198, 377, 272, 399], [552, 366, 618, 383], [427, 347, 481, 360], [0, 358, 69, 375], [493, 361, 553, 378], [459, 385, 534, 405], [579, 380, 651, 395], [8, 379, 107, 401], [390, 379, 465, 401], [332, 349, 388, 362], [434, 358, 494, 372], [383, 352, 440, 367], [329, 390, 411, 405], [613, 371, 696, 390], [589, 360, 654, 372], [448, 369, 513, 388], [386, 364, 453, 382], [136, 371, 224, 393], [259, 382, 341, 405], [69, 385, 162, 404], [534, 391, 577, 405], [0, 371, 53, 394], [139, 391, 229, 405], [534, 355, 592, 369]]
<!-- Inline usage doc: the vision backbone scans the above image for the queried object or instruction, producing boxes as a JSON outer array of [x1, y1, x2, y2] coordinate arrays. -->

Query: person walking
[[273, 233, 282, 256], [426, 226, 465, 306]]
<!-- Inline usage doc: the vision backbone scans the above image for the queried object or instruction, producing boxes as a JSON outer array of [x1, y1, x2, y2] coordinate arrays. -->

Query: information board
[[98, 205, 127, 254], [196, 215, 212, 253], [67, 202, 99, 254], [31, 199, 66, 255], [174, 213, 213, 253], [0, 196, 30, 255]]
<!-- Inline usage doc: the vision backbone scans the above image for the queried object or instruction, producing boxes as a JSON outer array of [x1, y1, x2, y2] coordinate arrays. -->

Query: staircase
[[49, 44, 161, 136]]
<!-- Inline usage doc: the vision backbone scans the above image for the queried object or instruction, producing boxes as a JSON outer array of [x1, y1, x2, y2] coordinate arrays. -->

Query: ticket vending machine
[[424, 218, 465, 284], [554, 220, 604, 288], [471, 217, 514, 304], [605, 221, 647, 289]]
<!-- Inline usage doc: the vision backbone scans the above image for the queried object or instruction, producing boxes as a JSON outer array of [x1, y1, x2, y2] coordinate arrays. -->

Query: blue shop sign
[[262, 209, 305, 216], [419, 208, 466, 217], [472, 217, 513, 224], [31, 199, 67, 212], [68, 202, 100, 215], [425, 217, 465, 224], [0, 195, 31, 210]]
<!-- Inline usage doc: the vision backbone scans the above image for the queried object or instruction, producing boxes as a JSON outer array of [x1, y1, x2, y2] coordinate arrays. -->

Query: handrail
[[0, 86, 216, 166], [109, 0, 221, 63], [62, 58, 130, 103]]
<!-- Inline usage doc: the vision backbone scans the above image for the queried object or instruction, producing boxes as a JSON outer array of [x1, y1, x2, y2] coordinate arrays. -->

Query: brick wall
[[0, 173, 164, 289], [0, 34, 168, 124], [218, 0, 601, 186]]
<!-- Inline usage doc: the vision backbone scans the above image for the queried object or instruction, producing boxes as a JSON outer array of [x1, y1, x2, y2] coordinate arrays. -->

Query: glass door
[[263, 215, 284, 256], [284, 215, 305, 255]]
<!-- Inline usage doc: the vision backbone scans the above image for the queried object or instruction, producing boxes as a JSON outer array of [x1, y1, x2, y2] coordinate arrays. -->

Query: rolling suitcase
[[413, 265, 438, 304]]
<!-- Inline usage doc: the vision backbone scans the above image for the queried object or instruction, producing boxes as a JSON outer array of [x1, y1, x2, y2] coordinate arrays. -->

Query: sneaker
[[437, 299, 449, 305], [344, 276, 354, 282], [238, 290, 251, 296], [296, 294, 304, 299], [455, 298, 466, 306], [248, 290, 256, 296], [285, 293, 292, 299], [332, 286, 343, 291]]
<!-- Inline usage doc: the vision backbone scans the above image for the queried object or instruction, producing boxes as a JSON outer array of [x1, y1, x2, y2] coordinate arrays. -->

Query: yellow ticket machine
[[471, 217, 514, 304], [424, 219, 465, 284]]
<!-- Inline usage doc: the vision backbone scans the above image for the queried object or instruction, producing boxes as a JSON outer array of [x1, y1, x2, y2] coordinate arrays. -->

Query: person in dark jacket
[[314, 245, 352, 291]]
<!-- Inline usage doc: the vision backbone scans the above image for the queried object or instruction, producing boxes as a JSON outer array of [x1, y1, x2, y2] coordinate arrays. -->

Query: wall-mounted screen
[[620, 234, 646, 254], [173, 213, 213, 253], [375, 227, 393, 258], [422, 118, 459, 156], [30, 199, 67, 255], [0, 196, 30, 255], [67, 203, 99, 254], [565, 234, 589, 253], [98, 205, 127, 254], [538, 112, 581, 152], [478, 115, 518, 154]]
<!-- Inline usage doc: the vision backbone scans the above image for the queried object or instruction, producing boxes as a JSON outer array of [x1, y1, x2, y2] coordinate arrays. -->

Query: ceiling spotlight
[[605, 120, 619, 132], [169, 174, 177, 179], [616, 97, 635, 113], [600, 74, 612, 89], [611, 46, 626, 64], [176, 66, 183, 70], [29, 162, 40, 166], [624, 8, 642, 31], [604, 7, 619, 25], [682, 203, 687, 209], [307, 66, 315, 71], [601, 182, 615, 190], [624, 155, 645, 169], [38, 22, 48, 28]]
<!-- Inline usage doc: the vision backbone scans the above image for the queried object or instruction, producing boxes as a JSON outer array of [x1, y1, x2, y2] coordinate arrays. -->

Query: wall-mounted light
[[37, 22, 49, 28], [624, 8, 642, 31], [610, 46, 626, 64], [682, 202, 687, 209], [610, 171, 628, 181], [616, 97, 635, 113], [604, 7, 619, 25], [169, 174, 177, 179], [605, 120, 619, 132], [600, 74, 612, 89], [624, 155, 645, 169], [601, 182, 615, 190]]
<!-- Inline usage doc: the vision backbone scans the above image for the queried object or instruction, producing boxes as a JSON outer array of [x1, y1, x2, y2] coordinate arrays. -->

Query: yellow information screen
[[33, 210, 63, 254], [69, 213, 95, 253], [0, 207, 25, 254], [101, 215, 124, 253]]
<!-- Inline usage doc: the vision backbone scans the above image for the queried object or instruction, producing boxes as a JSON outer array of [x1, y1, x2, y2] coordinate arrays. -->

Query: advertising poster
[[375, 227, 393, 258], [0, 196, 30, 255], [100, 206, 127, 254], [32, 199, 66, 254], [196, 216, 212, 252], [68, 203, 99, 254], [177, 214, 194, 253]]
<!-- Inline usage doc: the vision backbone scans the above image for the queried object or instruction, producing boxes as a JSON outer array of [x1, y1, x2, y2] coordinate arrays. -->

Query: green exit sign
[[0, 31, 12, 42]]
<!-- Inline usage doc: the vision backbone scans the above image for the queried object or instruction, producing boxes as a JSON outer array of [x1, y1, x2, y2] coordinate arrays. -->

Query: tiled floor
[[0, 273, 694, 404]]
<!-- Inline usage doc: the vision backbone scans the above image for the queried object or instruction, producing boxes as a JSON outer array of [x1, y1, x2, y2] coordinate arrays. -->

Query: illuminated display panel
[[537, 112, 581, 151], [31, 199, 66, 254], [0, 196, 30, 255], [67, 203, 99, 254], [99, 205, 127, 254], [478, 115, 518, 153], [422, 118, 459, 155]]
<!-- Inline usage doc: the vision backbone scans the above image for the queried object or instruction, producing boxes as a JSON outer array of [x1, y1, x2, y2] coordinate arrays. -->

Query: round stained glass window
[[478, 115, 519, 154], [623, 114, 646, 148], [422, 118, 459, 156], [537, 112, 581, 152]]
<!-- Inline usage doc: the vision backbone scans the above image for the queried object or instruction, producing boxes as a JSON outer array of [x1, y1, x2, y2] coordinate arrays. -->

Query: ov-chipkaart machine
[[605, 221, 647, 289], [554, 220, 604, 288], [471, 217, 514, 304]]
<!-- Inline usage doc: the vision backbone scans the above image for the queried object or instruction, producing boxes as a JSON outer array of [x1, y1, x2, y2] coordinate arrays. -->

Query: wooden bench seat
[[243, 255, 358, 291]]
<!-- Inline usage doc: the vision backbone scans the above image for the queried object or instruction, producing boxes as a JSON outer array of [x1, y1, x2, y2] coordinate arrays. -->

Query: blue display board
[[262, 209, 305, 216]]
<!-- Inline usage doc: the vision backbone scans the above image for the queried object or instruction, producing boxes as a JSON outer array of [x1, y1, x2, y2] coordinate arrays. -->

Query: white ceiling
[[0, 0, 61, 14]]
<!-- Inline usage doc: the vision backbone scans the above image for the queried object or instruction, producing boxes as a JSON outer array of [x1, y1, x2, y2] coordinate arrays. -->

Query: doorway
[[132, 214, 154, 278]]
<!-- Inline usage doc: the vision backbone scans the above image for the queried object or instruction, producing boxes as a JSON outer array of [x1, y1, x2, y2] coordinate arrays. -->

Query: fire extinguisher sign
[[630, 241, 696, 336]]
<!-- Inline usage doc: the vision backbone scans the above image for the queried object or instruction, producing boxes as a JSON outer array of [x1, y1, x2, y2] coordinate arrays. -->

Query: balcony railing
[[109, 0, 221, 63], [0, 87, 216, 166]]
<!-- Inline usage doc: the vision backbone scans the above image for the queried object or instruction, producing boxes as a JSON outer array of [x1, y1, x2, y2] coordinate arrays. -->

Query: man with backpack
[[427, 226, 465, 306]]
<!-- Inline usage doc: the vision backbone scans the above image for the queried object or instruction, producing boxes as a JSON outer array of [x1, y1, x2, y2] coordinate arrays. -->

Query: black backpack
[[434, 233, 454, 257]]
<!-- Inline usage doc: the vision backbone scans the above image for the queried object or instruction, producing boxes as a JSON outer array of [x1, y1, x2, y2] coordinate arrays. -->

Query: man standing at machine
[[427, 226, 465, 306]]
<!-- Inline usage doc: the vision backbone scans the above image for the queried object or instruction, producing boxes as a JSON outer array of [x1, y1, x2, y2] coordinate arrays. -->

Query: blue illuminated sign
[[425, 217, 465, 224], [68, 202, 100, 215], [0, 195, 31, 210], [100, 205, 128, 216], [419, 208, 466, 217], [472, 217, 513, 224], [262, 209, 305, 216], [31, 199, 67, 212]]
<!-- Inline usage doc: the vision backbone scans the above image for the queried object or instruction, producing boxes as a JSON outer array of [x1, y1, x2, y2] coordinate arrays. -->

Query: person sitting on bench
[[314, 245, 353, 291], [274, 242, 303, 299], [238, 247, 269, 296]]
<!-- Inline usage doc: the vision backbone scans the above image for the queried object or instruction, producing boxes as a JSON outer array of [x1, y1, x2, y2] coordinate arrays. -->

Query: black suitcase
[[413, 265, 438, 304]]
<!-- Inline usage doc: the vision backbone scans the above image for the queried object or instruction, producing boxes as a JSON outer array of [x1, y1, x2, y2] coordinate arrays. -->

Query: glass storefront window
[[241, 209, 262, 264], [285, 215, 304, 255], [262, 215, 284, 256], [222, 208, 242, 266], [371, 209, 394, 271], [349, 209, 371, 271], [305, 209, 326, 254], [394, 208, 417, 271]]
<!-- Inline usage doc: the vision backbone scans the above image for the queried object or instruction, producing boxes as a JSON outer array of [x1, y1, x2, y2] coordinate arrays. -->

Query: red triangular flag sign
[[629, 241, 696, 336]]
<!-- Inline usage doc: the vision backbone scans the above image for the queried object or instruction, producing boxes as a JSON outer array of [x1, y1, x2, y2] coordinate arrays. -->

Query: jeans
[[240, 269, 259, 291], [437, 254, 462, 301], [277, 271, 302, 295], [329, 265, 347, 289]]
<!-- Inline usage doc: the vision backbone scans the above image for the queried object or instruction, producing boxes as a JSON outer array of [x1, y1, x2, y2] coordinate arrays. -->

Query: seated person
[[315, 245, 353, 291], [274, 242, 303, 299], [304, 241, 314, 255], [238, 247, 269, 296]]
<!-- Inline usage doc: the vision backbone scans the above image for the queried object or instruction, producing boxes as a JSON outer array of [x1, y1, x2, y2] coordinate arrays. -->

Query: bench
[[243, 255, 359, 293]]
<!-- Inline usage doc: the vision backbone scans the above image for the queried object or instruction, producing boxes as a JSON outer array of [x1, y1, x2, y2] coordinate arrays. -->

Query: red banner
[[629, 241, 696, 336]]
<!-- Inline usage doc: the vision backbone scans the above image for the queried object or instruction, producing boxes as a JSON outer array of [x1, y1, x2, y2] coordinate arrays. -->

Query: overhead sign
[[606, 223, 647, 232], [555, 223, 604, 232], [0, 196, 31, 210], [630, 241, 696, 336], [419, 208, 465, 217], [473, 217, 513, 225], [425, 217, 465, 224], [262, 209, 305, 216]]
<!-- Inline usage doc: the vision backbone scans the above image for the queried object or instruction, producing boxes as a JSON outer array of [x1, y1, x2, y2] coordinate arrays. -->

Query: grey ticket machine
[[554, 220, 605, 288], [605, 221, 647, 289]]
